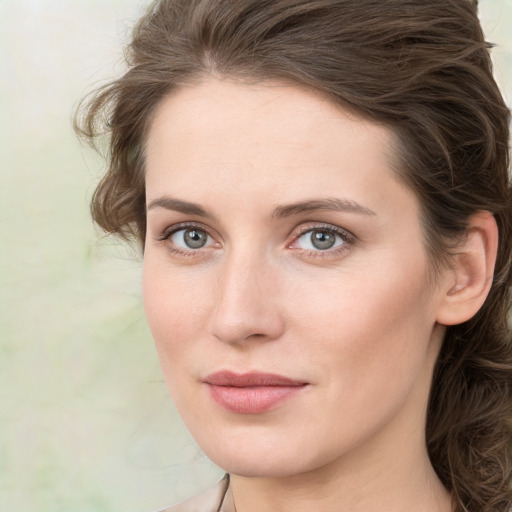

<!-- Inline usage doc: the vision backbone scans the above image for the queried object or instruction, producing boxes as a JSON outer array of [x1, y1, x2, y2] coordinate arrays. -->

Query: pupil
[[184, 229, 207, 248], [311, 230, 335, 250]]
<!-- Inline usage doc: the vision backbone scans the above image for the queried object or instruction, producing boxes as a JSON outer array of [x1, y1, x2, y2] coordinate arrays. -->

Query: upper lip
[[204, 371, 307, 387]]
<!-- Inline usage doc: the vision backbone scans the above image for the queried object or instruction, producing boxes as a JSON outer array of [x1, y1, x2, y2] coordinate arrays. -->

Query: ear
[[436, 211, 498, 326]]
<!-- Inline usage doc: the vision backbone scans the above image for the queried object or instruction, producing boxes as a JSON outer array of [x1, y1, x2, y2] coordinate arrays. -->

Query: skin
[[142, 78, 494, 512]]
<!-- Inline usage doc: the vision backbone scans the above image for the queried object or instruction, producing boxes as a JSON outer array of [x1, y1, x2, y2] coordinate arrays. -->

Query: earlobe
[[436, 211, 498, 326]]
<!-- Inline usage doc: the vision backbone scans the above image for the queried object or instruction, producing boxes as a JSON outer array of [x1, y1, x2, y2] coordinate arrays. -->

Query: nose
[[208, 253, 285, 345]]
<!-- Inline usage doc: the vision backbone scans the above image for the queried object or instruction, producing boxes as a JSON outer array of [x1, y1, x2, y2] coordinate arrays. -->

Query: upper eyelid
[[158, 221, 218, 240], [291, 222, 355, 240]]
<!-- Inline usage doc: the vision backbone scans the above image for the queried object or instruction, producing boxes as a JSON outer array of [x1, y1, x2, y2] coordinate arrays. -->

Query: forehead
[[147, 78, 390, 142], [145, 78, 400, 195]]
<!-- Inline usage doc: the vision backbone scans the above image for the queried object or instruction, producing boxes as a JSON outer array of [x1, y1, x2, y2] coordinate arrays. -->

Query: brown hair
[[75, 1, 512, 510]]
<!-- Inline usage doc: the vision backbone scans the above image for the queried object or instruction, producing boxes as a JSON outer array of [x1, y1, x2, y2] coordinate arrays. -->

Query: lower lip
[[206, 384, 307, 414]]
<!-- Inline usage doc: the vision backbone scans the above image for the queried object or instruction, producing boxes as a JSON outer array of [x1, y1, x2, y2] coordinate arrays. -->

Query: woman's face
[[143, 78, 450, 478]]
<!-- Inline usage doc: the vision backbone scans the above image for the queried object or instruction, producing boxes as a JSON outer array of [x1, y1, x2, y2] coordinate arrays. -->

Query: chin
[[211, 452, 309, 479], [195, 430, 333, 479]]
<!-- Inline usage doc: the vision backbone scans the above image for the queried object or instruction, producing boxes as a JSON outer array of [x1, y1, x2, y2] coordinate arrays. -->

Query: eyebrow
[[271, 198, 376, 219], [146, 196, 376, 219], [147, 197, 216, 219]]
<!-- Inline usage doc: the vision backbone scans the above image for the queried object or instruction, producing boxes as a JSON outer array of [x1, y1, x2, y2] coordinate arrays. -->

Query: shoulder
[[155, 475, 230, 512]]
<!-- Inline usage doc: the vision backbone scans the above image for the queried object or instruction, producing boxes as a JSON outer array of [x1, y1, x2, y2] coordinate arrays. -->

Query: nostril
[[248, 333, 265, 339]]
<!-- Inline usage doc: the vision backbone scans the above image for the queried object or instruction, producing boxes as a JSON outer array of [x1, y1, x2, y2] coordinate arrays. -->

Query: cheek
[[288, 259, 436, 384], [142, 259, 210, 361], [142, 260, 215, 417]]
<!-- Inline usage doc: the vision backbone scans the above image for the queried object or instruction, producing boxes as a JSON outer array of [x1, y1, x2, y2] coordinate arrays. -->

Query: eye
[[169, 227, 213, 250], [155, 223, 220, 256], [298, 229, 344, 250], [288, 224, 355, 258], [296, 228, 345, 251]]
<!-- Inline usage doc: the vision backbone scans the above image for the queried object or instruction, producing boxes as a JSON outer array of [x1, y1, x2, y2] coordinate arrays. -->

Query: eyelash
[[155, 222, 356, 259]]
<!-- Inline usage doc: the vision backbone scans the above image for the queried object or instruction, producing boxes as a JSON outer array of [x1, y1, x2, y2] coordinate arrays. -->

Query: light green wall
[[1, 1, 510, 511], [0, 2, 222, 511]]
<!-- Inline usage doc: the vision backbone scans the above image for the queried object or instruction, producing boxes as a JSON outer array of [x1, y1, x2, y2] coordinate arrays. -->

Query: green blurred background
[[0, 1, 511, 511]]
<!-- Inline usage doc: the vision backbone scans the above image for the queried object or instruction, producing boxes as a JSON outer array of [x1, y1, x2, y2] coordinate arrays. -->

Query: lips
[[203, 371, 308, 414]]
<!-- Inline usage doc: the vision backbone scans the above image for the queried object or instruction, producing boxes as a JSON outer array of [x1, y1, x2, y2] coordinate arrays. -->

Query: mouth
[[203, 371, 309, 414]]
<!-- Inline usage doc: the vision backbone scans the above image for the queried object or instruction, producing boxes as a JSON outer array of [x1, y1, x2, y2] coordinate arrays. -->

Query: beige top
[[158, 475, 234, 512]]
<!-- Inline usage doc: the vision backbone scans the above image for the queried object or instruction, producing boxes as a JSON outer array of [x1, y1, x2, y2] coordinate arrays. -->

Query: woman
[[75, 0, 512, 510]]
